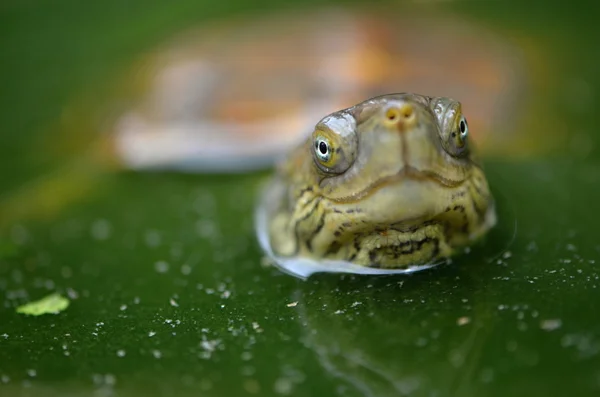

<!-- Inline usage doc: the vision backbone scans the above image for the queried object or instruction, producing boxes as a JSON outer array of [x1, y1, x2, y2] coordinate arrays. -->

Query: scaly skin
[[264, 93, 496, 269]]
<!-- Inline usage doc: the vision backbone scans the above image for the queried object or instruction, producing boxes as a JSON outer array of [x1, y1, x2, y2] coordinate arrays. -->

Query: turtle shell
[[111, 8, 537, 172]]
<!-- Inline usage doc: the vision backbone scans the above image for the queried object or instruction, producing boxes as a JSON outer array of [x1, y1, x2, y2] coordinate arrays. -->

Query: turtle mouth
[[327, 165, 466, 204]]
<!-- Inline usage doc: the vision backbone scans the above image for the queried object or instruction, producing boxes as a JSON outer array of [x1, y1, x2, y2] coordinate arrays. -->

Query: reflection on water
[[295, 271, 497, 396], [290, 188, 518, 395]]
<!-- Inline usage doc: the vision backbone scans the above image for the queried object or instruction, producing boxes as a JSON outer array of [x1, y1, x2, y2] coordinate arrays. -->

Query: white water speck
[[91, 219, 111, 241], [152, 350, 162, 359], [540, 319, 562, 331], [145, 230, 162, 247], [252, 322, 263, 333], [170, 298, 179, 307], [195, 219, 217, 239], [120, 304, 127, 311], [154, 261, 169, 273], [105, 374, 117, 385], [273, 377, 294, 395], [286, 302, 298, 307], [26, 369, 36, 377], [201, 340, 219, 352], [116, 350, 126, 357], [148, 331, 156, 337], [181, 264, 192, 275], [199, 338, 222, 359], [66, 288, 79, 299], [92, 373, 116, 386]]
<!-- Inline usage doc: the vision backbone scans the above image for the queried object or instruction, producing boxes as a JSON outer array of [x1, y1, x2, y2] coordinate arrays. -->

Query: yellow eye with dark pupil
[[459, 116, 468, 138], [314, 137, 332, 163]]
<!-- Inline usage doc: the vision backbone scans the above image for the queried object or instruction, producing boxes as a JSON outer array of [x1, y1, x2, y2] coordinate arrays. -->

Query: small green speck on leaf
[[16, 293, 70, 316]]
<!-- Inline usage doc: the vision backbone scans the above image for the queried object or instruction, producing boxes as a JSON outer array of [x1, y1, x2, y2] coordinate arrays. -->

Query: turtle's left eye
[[459, 116, 468, 140], [443, 113, 469, 157]]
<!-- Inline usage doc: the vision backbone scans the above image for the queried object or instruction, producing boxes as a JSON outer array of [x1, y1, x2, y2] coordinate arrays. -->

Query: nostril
[[386, 108, 400, 121], [385, 104, 416, 128], [400, 104, 414, 119]]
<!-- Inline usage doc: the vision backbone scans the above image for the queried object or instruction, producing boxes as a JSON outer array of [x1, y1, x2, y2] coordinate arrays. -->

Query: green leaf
[[16, 293, 70, 316]]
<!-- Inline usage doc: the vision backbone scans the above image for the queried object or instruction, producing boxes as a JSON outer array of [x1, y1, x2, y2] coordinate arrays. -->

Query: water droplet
[[154, 261, 169, 273], [540, 319, 562, 331], [90, 219, 111, 241]]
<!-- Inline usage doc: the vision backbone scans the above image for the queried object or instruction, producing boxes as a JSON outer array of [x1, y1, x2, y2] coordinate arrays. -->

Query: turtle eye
[[314, 136, 332, 163], [459, 116, 468, 140], [311, 113, 357, 174], [445, 114, 469, 157]]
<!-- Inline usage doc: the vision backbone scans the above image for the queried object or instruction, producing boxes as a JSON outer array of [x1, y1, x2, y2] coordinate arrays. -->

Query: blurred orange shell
[[112, 8, 526, 172]]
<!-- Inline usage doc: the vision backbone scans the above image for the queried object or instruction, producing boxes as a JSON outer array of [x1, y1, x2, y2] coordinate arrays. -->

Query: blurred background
[[1, 0, 599, 396]]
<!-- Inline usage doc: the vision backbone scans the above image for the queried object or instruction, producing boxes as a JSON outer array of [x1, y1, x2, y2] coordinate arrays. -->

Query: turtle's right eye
[[311, 113, 357, 174], [314, 136, 332, 163]]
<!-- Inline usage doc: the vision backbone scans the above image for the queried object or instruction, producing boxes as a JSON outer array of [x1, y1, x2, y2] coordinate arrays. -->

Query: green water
[[1, 1, 600, 396]]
